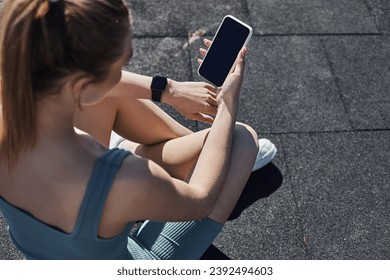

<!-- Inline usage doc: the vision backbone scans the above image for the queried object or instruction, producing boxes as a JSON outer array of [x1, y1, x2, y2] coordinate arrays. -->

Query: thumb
[[191, 113, 215, 123], [233, 47, 246, 75]]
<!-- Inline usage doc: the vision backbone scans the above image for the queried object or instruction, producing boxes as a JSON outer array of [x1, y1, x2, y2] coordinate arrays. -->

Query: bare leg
[[124, 129, 210, 180], [207, 124, 258, 223], [73, 96, 119, 146], [113, 98, 192, 145], [75, 96, 258, 223], [74, 96, 200, 178], [74, 96, 192, 147], [132, 123, 259, 223]]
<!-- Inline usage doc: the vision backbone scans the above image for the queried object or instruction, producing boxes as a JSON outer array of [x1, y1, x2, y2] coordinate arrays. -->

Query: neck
[[35, 91, 78, 147]]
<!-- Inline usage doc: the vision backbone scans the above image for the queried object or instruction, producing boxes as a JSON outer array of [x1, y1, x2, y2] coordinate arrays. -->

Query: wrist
[[217, 90, 239, 109], [151, 75, 168, 103], [217, 98, 238, 121], [160, 78, 174, 104]]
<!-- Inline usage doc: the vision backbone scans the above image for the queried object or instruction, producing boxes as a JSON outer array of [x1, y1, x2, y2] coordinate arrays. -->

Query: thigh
[[131, 218, 223, 260], [130, 128, 210, 180], [74, 96, 192, 147], [114, 98, 192, 145], [74, 96, 119, 146]]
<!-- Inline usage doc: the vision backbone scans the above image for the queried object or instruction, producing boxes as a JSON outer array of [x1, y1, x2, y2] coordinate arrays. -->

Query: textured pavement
[[1, 0, 390, 260]]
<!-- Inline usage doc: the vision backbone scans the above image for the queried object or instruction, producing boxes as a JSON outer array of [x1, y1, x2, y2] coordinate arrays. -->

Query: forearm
[[187, 47, 246, 208], [108, 70, 175, 102], [107, 71, 152, 99], [107, 71, 218, 123], [188, 99, 238, 203]]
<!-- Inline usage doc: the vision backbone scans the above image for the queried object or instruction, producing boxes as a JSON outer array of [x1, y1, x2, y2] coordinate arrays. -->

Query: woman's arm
[[107, 71, 218, 123], [110, 49, 247, 223]]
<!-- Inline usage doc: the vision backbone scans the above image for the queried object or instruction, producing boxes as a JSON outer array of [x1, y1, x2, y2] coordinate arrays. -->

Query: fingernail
[[241, 47, 247, 57]]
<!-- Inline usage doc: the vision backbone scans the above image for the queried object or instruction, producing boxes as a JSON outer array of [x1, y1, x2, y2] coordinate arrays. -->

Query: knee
[[233, 122, 259, 156]]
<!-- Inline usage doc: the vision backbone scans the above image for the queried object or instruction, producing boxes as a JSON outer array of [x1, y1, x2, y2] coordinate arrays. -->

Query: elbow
[[191, 205, 213, 221], [199, 203, 214, 220], [192, 190, 218, 220], [184, 182, 220, 221]]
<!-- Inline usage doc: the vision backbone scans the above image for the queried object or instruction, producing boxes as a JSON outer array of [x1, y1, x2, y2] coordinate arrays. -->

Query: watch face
[[152, 76, 167, 91]]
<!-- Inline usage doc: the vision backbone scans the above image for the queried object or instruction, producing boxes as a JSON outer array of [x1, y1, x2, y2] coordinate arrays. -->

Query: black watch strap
[[151, 75, 167, 103]]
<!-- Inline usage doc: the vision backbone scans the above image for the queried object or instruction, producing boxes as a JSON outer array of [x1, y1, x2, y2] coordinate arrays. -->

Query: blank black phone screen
[[198, 17, 250, 87]]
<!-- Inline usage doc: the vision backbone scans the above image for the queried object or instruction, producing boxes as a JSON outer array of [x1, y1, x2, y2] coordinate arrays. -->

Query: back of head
[[0, 0, 132, 168]]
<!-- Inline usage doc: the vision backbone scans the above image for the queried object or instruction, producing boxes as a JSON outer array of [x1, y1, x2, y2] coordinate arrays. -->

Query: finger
[[199, 48, 207, 56], [207, 90, 217, 99], [202, 103, 218, 116], [232, 47, 246, 75], [209, 102, 218, 111], [200, 114, 215, 123], [197, 58, 203, 65], [206, 95, 218, 107], [203, 38, 212, 47], [193, 113, 215, 124], [203, 83, 217, 94]]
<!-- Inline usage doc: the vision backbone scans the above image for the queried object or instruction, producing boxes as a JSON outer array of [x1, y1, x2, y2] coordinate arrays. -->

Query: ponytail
[[0, 0, 131, 168], [0, 0, 43, 168]]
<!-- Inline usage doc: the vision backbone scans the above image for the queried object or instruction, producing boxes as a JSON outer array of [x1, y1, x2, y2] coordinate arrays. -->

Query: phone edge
[[197, 15, 253, 87]]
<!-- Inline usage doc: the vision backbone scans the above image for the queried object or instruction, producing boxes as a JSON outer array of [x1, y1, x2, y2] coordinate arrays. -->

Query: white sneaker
[[252, 139, 277, 172]]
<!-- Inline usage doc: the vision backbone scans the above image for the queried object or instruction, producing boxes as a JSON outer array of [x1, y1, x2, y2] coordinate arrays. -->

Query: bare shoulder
[[104, 154, 157, 215], [0, 132, 109, 234], [98, 154, 158, 235]]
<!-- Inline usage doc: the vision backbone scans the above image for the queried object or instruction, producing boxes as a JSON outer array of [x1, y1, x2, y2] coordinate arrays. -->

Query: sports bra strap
[[75, 148, 131, 238]]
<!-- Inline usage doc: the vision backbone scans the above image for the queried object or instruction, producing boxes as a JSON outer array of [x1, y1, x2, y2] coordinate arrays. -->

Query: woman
[[0, 0, 275, 259]]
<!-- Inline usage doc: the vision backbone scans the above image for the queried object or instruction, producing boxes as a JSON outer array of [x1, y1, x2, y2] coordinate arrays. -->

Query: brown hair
[[0, 0, 131, 167]]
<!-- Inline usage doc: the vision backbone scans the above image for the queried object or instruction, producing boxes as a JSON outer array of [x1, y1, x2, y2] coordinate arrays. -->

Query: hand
[[162, 80, 218, 123], [217, 47, 246, 106], [198, 39, 246, 107]]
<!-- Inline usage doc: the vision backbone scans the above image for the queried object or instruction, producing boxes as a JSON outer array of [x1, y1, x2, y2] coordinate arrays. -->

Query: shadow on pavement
[[201, 163, 283, 259], [200, 244, 231, 260], [228, 163, 283, 221]]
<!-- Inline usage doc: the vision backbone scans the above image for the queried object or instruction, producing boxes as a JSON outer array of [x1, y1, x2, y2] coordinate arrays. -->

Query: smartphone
[[198, 15, 253, 87]]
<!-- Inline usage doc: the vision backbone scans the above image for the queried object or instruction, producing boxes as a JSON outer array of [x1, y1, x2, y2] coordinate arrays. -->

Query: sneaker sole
[[252, 141, 277, 172]]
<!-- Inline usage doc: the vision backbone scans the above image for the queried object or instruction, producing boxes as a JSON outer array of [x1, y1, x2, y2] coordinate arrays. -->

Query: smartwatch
[[151, 75, 167, 103]]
